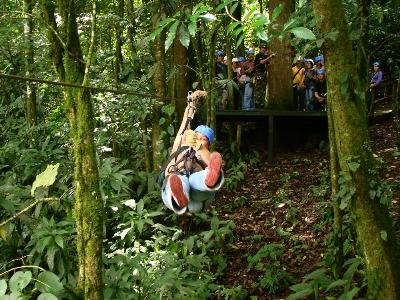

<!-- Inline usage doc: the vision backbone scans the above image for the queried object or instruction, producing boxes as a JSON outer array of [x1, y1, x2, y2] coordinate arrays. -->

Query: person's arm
[[171, 104, 195, 153], [261, 53, 276, 64]]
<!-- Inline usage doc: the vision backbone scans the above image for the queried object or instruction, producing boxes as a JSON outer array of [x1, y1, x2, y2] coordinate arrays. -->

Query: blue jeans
[[305, 87, 314, 111], [242, 77, 255, 110], [161, 169, 225, 215]]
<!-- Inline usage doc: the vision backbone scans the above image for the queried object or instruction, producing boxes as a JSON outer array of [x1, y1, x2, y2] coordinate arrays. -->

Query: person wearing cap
[[254, 42, 276, 107], [313, 68, 327, 111], [161, 101, 224, 215], [367, 61, 383, 110], [292, 55, 305, 111], [302, 59, 316, 111], [240, 48, 256, 110], [314, 55, 324, 72], [215, 50, 228, 109], [215, 50, 227, 78]]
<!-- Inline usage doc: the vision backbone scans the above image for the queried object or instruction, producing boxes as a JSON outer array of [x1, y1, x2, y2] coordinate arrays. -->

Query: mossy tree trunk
[[126, 0, 140, 75], [151, 9, 166, 171], [23, 0, 37, 127], [172, 38, 188, 123], [40, 1, 103, 299], [312, 0, 400, 298], [114, 0, 124, 86], [356, 0, 371, 106], [266, 0, 294, 110], [327, 101, 344, 277]]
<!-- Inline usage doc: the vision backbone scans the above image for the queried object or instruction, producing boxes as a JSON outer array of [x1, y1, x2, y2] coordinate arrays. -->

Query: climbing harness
[[158, 91, 206, 190]]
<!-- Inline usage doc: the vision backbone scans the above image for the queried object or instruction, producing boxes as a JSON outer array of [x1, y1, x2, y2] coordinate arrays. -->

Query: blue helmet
[[315, 55, 323, 63], [238, 56, 246, 62], [215, 50, 224, 57], [373, 61, 381, 67], [194, 125, 214, 145], [246, 48, 255, 55]]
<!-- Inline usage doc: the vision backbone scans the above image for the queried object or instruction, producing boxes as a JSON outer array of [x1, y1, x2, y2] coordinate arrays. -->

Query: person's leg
[[161, 174, 190, 215], [305, 88, 313, 111], [189, 153, 224, 192], [243, 76, 255, 110], [243, 81, 252, 110]]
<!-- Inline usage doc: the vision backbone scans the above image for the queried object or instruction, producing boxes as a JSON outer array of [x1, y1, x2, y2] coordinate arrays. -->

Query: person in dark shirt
[[302, 59, 315, 111], [215, 50, 228, 109], [254, 43, 276, 107], [215, 50, 227, 78], [313, 68, 327, 111]]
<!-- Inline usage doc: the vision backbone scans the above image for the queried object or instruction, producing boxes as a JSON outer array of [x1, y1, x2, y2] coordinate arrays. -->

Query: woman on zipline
[[160, 92, 224, 215]]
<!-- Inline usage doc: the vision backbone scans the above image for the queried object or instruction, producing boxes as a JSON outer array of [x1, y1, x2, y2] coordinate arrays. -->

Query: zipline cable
[[0, 73, 176, 101]]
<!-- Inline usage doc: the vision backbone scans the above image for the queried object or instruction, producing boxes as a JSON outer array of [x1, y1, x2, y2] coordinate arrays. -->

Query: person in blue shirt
[[367, 61, 383, 111], [370, 61, 383, 88]]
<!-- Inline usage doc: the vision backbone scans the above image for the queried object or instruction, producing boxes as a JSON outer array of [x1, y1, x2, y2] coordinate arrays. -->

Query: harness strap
[[160, 146, 190, 175]]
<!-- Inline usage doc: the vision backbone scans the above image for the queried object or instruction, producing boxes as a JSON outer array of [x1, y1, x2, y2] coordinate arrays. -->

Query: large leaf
[[287, 288, 313, 300], [35, 272, 63, 294], [9, 271, 32, 293], [188, 21, 197, 37], [326, 279, 348, 292], [165, 21, 179, 51], [178, 24, 190, 48], [37, 293, 58, 300], [0, 279, 7, 296], [31, 163, 60, 196], [288, 27, 316, 40], [271, 3, 284, 22]]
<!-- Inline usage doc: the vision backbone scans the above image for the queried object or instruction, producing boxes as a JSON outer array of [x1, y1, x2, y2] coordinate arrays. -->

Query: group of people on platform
[[292, 54, 327, 111], [215, 43, 384, 112], [215, 43, 275, 111]]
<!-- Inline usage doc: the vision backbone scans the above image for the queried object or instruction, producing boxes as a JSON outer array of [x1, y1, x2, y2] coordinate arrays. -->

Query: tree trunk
[[327, 101, 343, 277], [266, 0, 294, 110], [126, 0, 140, 75], [312, 0, 400, 298], [356, 0, 371, 93], [114, 0, 124, 86], [172, 37, 188, 122], [23, 0, 37, 127], [40, 1, 103, 299], [151, 11, 166, 171]]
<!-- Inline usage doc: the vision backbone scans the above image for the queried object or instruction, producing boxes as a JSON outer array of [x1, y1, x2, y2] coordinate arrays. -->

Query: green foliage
[[287, 257, 365, 300], [224, 161, 247, 191], [246, 243, 290, 293], [25, 217, 76, 280], [31, 163, 60, 197], [105, 202, 236, 299], [213, 285, 248, 300], [0, 270, 63, 300], [224, 195, 247, 211]]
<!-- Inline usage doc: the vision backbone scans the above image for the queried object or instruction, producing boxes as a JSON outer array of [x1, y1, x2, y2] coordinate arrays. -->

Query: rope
[[0, 73, 180, 102]]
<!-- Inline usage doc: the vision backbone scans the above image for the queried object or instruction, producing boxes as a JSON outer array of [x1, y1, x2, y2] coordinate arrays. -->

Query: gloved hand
[[184, 130, 202, 150]]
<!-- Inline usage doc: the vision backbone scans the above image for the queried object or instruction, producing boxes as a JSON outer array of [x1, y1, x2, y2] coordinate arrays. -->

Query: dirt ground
[[213, 115, 400, 299]]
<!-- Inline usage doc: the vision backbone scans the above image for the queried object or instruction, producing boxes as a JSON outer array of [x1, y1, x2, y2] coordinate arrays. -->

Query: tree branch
[[0, 265, 46, 277], [0, 198, 58, 228]]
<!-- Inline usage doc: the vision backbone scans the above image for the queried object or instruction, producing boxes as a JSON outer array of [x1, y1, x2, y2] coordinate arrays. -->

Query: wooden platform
[[216, 109, 327, 162]]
